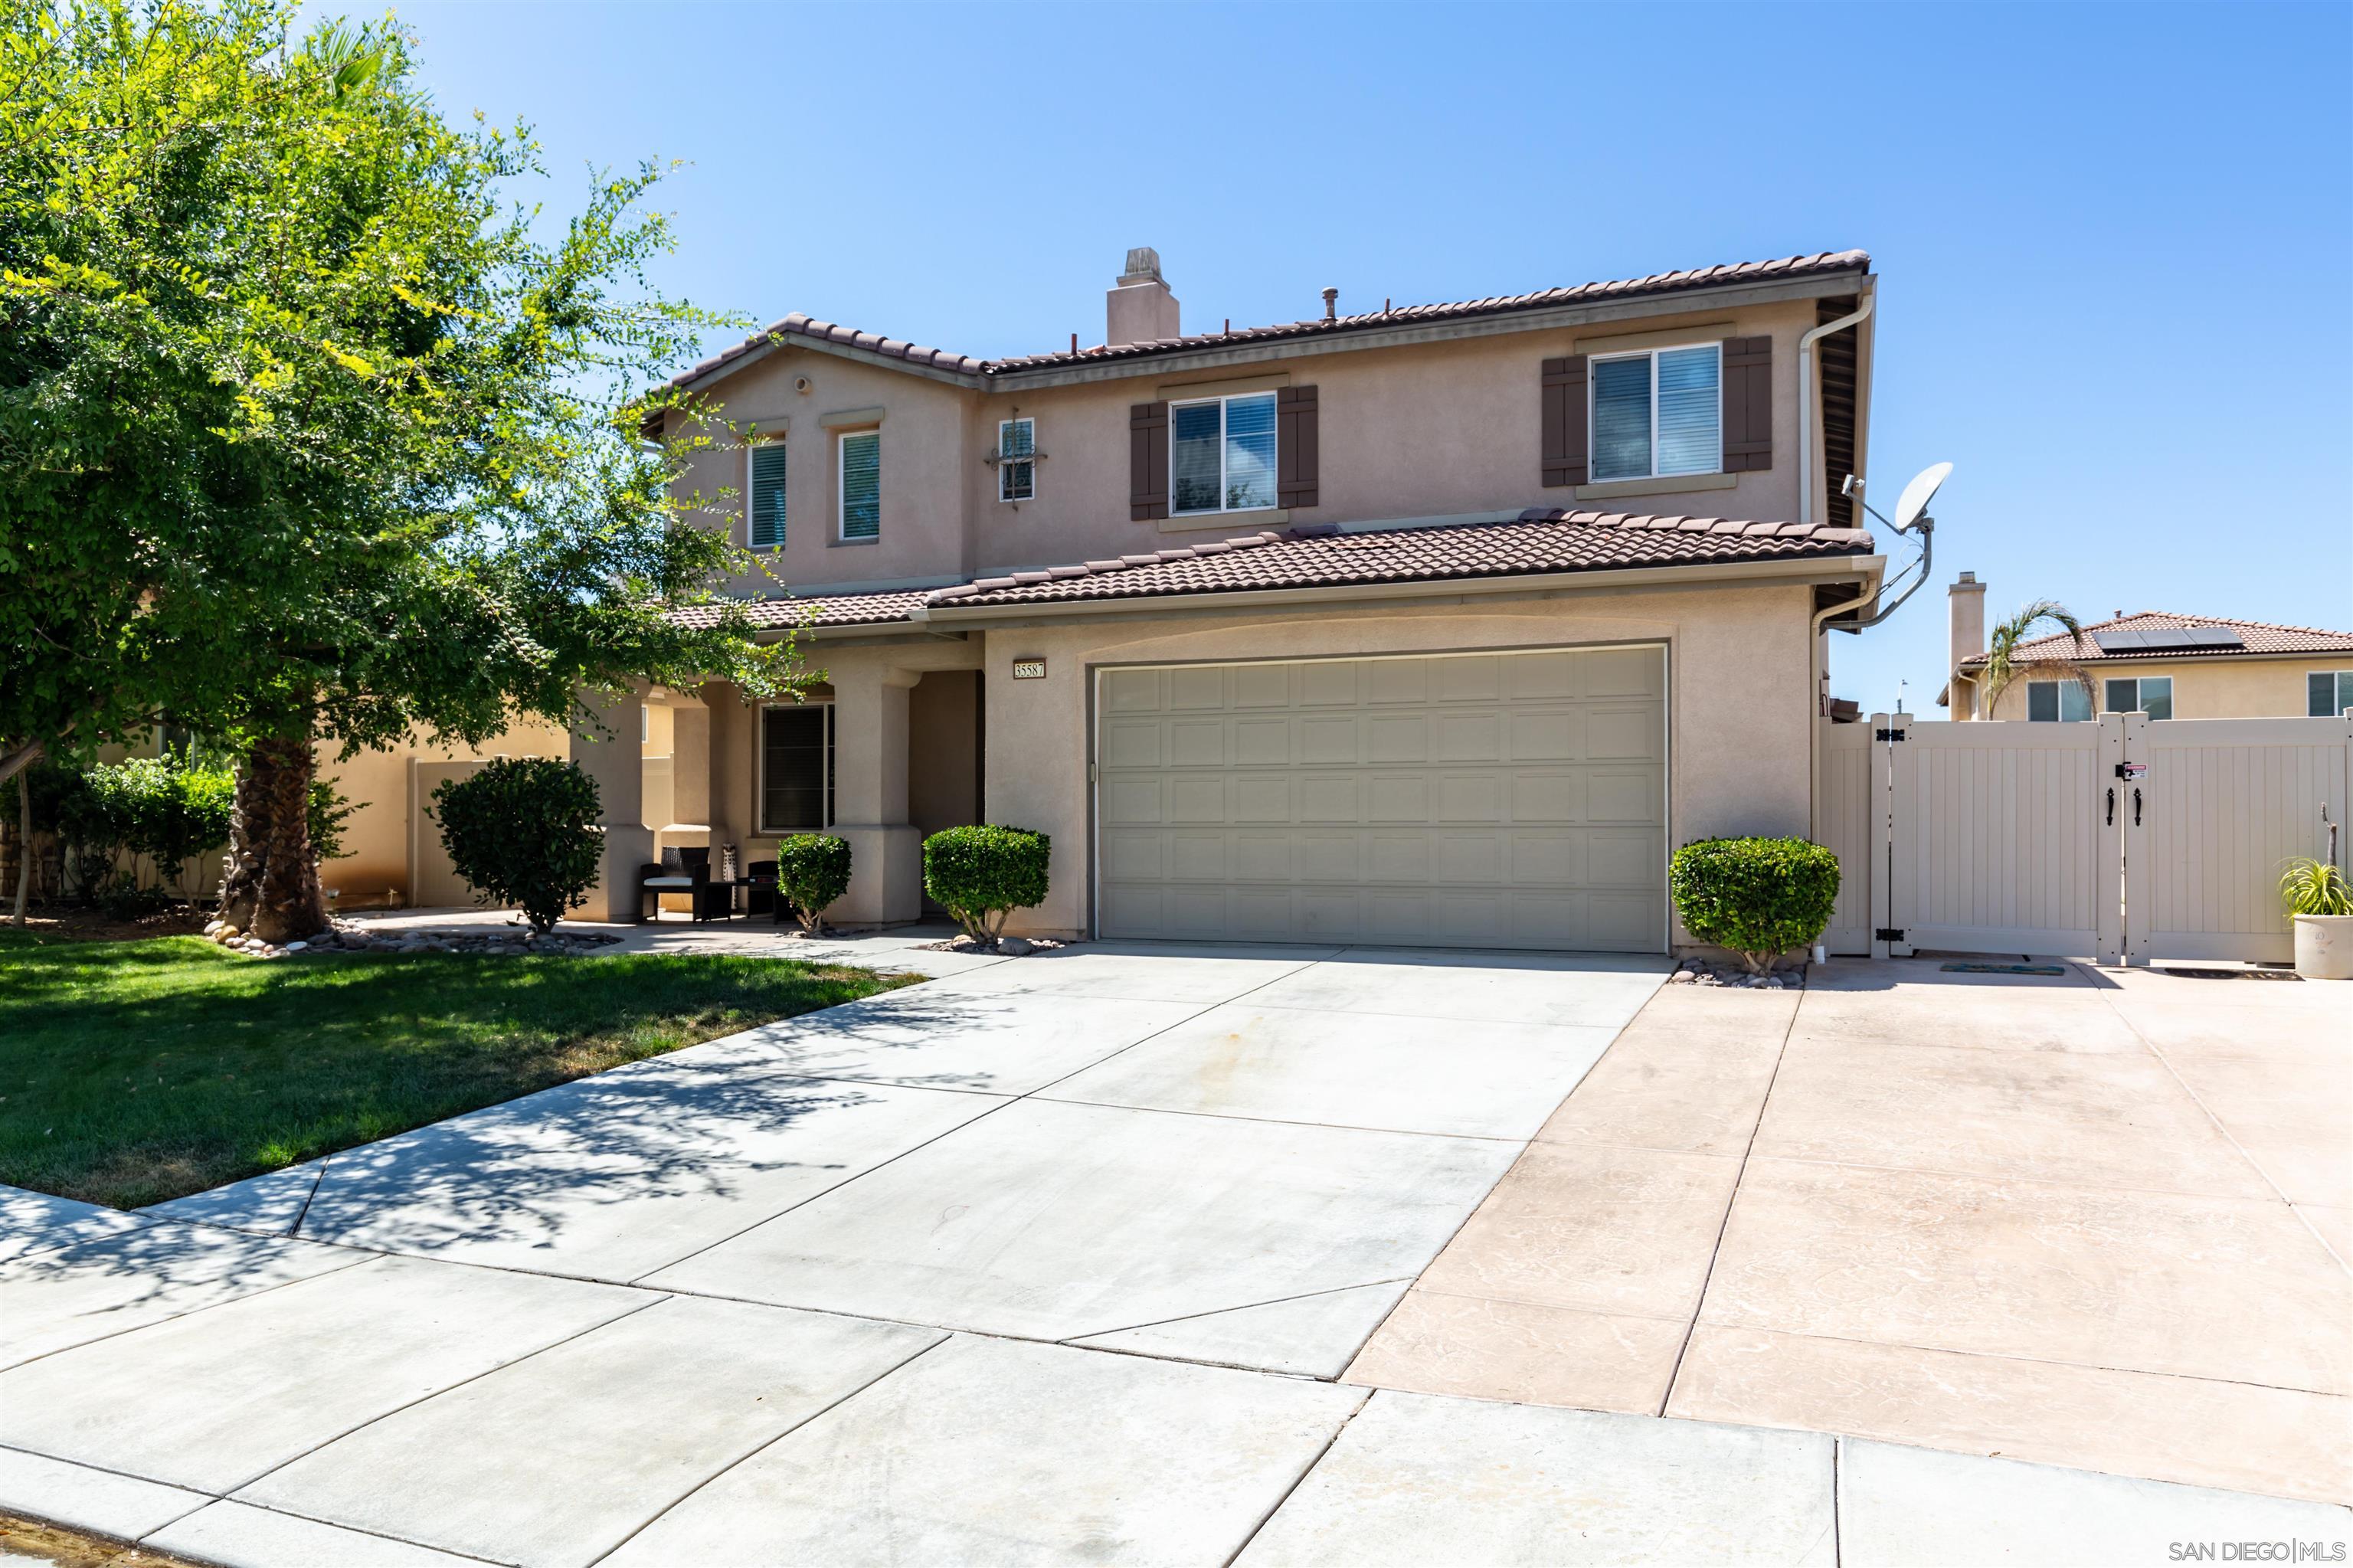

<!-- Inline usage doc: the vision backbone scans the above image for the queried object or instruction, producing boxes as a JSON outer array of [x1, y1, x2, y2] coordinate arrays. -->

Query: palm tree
[[1978, 600, 2096, 718]]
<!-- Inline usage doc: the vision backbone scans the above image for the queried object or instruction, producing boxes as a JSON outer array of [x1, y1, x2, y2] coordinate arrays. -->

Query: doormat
[[1939, 961, 2068, 976]]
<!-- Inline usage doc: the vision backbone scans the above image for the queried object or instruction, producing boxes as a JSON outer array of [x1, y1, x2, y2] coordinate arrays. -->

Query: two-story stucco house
[[574, 247, 1890, 953]]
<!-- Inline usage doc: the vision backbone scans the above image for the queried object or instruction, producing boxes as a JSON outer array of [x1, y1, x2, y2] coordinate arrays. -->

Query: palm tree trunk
[[219, 734, 328, 942]]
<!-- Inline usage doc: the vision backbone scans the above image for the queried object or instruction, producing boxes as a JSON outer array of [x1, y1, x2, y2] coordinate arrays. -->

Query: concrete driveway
[[2, 941, 2345, 1566]]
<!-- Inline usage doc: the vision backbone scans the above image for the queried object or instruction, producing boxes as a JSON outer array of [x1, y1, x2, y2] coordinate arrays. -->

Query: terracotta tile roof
[[663, 250, 1870, 391], [1963, 611, 2353, 666], [663, 512, 1874, 633], [922, 510, 1873, 612], [665, 589, 932, 631]]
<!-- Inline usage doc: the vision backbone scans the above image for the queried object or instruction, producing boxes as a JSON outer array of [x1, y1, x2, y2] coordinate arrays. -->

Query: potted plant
[[2280, 857, 2353, 980]]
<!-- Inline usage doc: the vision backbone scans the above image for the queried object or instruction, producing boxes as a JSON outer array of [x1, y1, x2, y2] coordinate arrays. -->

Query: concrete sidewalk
[[1, 943, 2345, 1565]]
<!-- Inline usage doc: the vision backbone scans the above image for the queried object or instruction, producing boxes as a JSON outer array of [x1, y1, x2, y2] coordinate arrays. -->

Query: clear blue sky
[[350, 0, 2351, 710]]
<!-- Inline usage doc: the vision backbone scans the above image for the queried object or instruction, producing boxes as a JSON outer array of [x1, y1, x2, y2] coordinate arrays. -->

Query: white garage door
[[1095, 647, 1667, 951]]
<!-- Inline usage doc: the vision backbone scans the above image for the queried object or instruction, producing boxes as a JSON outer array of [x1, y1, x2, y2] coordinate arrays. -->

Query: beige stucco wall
[[1975, 656, 2353, 722], [669, 296, 1858, 601], [967, 580, 1817, 944], [324, 719, 569, 907]]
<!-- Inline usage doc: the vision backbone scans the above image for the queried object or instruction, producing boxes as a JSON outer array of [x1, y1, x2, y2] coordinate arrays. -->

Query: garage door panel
[[1587, 706, 1663, 761], [1300, 716, 1360, 764], [1435, 712, 1504, 763], [1233, 718, 1291, 766], [1585, 647, 1666, 699], [1368, 833, 1429, 882], [1097, 649, 1664, 951], [1589, 771, 1664, 823], [1507, 832, 1586, 885], [1435, 774, 1503, 823], [1510, 771, 1584, 823], [1168, 778, 1226, 822], [1367, 715, 1428, 763], [1102, 778, 1164, 826], [1168, 666, 1225, 710], [1233, 663, 1291, 709], [1105, 669, 1162, 712], [1432, 833, 1505, 884], [1367, 776, 1431, 822], [1299, 775, 1360, 822], [1367, 661, 1429, 705], [1510, 709, 1583, 762]]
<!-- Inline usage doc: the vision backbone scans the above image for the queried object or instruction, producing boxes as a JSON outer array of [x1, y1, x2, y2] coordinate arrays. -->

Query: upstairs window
[[2103, 676, 2173, 720], [1591, 344, 1721, 483], [2026, 679, 2092, 722], [2310, 671, 2353, 717], [838, 430, 880, 541], [748, 440, 787, 548], [998, 418, 1036, 502], [1171, 391, 1277, 514]]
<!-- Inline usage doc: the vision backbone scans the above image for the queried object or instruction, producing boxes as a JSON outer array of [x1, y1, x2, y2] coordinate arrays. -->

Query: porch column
[[571, 686, 653, 923], [830, 662, 924, 924]]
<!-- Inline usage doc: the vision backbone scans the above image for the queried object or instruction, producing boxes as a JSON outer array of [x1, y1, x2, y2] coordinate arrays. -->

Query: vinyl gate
[[1815, 712, 2351, 964]]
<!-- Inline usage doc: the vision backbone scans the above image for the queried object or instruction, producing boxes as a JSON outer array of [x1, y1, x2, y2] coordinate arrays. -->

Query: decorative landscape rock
[[201, 916, 618, 959], [1667, 957, 1807, 989]]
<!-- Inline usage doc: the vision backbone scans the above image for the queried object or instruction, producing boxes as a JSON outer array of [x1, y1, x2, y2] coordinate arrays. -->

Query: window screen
[[2311, 672, 2353, 717], [2027, 680, 2091, 722], [1592, 345, 1720, 482], [1170, 393, 1277, 514], [749, 442, 787, 548], [999, 418, 1035, 502], [761, 705, 832, 833], [839, 431, 880, 540]]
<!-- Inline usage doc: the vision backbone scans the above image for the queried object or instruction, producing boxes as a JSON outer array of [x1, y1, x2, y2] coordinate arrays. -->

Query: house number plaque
[[1012, 659, 1047, 680]]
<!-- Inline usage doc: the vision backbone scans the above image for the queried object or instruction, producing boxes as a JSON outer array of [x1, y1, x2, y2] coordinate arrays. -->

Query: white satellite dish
[[1892, 461, 1953, 534]]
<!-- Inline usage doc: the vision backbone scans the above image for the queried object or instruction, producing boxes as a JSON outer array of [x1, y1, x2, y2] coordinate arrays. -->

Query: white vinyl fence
[[1815, 711, 2351, 964]]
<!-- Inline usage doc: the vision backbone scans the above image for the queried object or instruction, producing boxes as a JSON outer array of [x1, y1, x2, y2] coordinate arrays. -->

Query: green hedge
[[1667, 836, 1841, 974], [430, 758, 603, 932], [774, 834, 852, 931], [922, 825, 1050, 941]]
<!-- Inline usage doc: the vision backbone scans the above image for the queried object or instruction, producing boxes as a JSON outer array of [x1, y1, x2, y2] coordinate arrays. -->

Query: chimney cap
[[1119, 247, 1163, 285], [1320, 286, 1338, 322], [1952, 571, 1982, 589]]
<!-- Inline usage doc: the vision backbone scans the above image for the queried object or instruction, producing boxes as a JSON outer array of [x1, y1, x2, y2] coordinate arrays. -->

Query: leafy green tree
[[2, 1, 794, 941]]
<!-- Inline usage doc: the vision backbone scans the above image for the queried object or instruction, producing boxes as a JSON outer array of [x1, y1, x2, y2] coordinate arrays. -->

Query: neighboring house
[[1940, 574, 2353, 723], [571, 247, 1889, 952]]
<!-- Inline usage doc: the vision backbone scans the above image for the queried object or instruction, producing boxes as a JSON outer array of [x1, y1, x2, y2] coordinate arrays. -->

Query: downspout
[[1807, 574, 1883, 853], [1797, 293, 1875, 526]]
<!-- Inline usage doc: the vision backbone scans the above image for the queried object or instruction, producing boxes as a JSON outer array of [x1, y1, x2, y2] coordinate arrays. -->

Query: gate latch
[[1875, 727, 1907, 743], [2114, 761, 2147, 780], [1875, 928, 1906, 942]]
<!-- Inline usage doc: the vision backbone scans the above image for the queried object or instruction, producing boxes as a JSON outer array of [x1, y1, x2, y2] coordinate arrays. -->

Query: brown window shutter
[[1722, 336, 1772, 472], [1277, 385, 1320, 509], [1129, 401, 1168, 521], [1540, 355, 1588, 487]]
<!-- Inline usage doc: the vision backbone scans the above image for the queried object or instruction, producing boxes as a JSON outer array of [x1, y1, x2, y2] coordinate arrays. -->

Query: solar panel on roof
[[2093, 626, 2245, 653]]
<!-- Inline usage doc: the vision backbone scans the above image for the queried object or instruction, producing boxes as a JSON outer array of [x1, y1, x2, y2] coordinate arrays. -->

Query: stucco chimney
[[1107, 247, 1180, 347], [1949, 571, 1988, 718]]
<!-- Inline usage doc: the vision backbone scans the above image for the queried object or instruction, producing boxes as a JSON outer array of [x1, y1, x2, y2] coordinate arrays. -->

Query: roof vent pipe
[[1797, 293, 1874, 526], [1320, 287, 1337, 322]]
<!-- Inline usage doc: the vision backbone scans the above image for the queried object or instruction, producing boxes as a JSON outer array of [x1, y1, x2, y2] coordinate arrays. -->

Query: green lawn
[[0, 928, 915, 1209]]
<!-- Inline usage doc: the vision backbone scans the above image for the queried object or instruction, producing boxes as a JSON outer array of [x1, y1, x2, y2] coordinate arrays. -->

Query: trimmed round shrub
[[430, 758, 604, 932], [1668, 836, 1841, 974], [774, 833, 853, 931], [923, 825, 1051, 941]]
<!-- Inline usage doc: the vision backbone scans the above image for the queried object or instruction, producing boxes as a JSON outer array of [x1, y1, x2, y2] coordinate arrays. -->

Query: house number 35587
[[1012, 659, 1046, 679]]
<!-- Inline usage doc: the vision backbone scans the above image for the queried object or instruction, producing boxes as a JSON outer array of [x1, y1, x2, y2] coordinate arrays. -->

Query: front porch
[[566, 640, 987, 928]]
